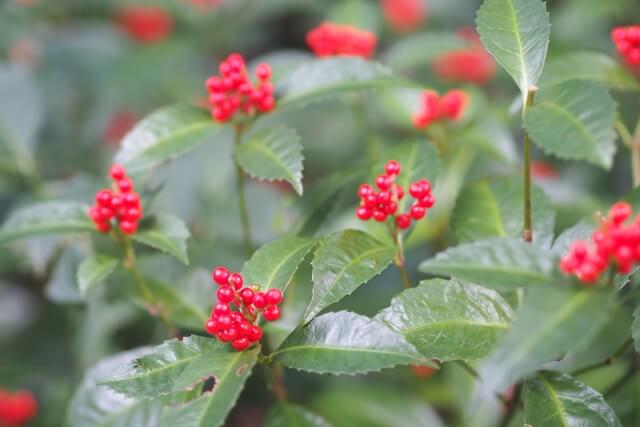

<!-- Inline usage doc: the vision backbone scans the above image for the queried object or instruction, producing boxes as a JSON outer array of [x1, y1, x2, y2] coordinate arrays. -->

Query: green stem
[[233, 126, 253, 256], [390, 223, 411, 289], [522, 87, 538, 243], [260, 342, 288, 401]]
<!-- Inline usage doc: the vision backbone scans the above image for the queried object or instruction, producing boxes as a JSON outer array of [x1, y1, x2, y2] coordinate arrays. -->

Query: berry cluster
[[560, 202, 640, 284], [116, 6, 173, 43], [306, 22, 377, 59], [205, 267, 283, 351], [381, 0, 426, 33], [205, 53, 275, 123], [612, 26, 640, 66], [356, 160, 435, 229], [432, 28, 496, 85], [88, 164, 143, 235], [413, 89, 468, 130], [0, 388, 36, 427]]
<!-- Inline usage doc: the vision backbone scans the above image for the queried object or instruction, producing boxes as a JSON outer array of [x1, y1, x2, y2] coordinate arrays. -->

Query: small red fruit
[[263, 305, 281, 321], [217, 286, 234, 303], [265, 288, 283, 305], [212, 266, 230, 285]]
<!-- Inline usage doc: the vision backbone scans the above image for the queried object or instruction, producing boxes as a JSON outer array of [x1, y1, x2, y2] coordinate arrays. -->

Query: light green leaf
[[524, 371, 622, 426], [236, 126, 304, 195], [383, 31, 468, 69], [0, 201, 94, 244], [132, 213, 190, 265], [452, 179, 555, 248], [158, 343, 258, 427], [242, 235, 317, 292], [633, 306, 640, 353], [103, 336, 255, 400], [68, 347, 162, 427], [476, 0, 550, 101], [540, 51, 640, 92], [474, 287, 611, 401], [278, 57, 417, 108], [264, 403, 333, 427], [272, 311, 431, 375], [304, 230, 395, 323], [419, 238, 555, 291], [115, 104, 220, 173], [377, 278, 513, 361], [525, 80, 617, 169], [77, 255, 119, 297]]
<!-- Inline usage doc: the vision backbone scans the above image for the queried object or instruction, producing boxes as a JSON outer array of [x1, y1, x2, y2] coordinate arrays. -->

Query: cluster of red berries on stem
[[88, 164, 143, 235], [432, 28, 496, 85], [205, 53, 275, 123], [380, 0, 426, 33], [611, 26, 640, 66], [356, 160, 435, 230], [413, 89, 468, 130], [560, 202, 640, 284], [0, 388, 37, 427], [306, 22, 377, 59], [206, 267, 283, 351]]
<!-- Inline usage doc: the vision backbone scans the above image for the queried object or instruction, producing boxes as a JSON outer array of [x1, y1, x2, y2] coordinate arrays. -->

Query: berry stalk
[[522, 86, 537, 243], [234, 125, 253, 256], [614, 119, 640, 187]]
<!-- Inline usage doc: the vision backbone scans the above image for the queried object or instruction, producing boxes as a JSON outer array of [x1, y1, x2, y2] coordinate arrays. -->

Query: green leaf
[[77, 255, 119, 297], [551, 219, 595, 257], [68, 347, 162, 427], [242, 235, 317, 292], [524, 371, 622, 426], [236, 126, 304, 195], [264, 403, 333, 427], [474, 287, 611, 400], [476, 0, 550, 101], [144, 275, 209, 330], [132, 213, 190, 265], [525, 80, 617, 169], [540, 51, 640, 92], [452, 179, 555, 248], [304, 230, 395, 323], [103, 335, 255, 399], [0, 201, 94, 244], [115, 104, 220, 173], [278, 58, 416, 108], [377, 278, 513, 361], [271, 311, 431, 375], [158, 344, 258, 427], [633, 306, 640, 353], [419, 238, 555, 291], [383, 31, 468, 69]]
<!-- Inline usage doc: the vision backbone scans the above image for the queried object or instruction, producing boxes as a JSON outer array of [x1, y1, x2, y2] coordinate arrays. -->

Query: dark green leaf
[[103, 335, 254, 400], [144, 274, 209, 330], [264, 403, 333, 427], [304, 230, 395, 323], [132, 213, 190, 265], [419, 238, 555, 291], [377, 278, 513, 361], [158, 344, 258, 427], [452, 179, 555, 248], [540, 51, 640, 92], [474, 287, 611, 401], [242, 235, 317, 292], [77, 255, 119, 297], [278, 58, 417, 108], [0, 202, 94, 244], [115, 105, 220, 173], [45, 245, 83, 304], [476, 0, 550, 100], [383, 32, 468, 69], [525, 80, 617, 169], [272, 311, 431, 375], [524, 371, 622, 426], [68, 347, 162, 427], [633, 306, 640, 353], [236, 126, 304, 195]]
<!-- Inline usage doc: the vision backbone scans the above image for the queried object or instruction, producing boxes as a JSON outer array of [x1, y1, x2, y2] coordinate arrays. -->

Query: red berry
[[220, 327, 238, 342], [385, 160, 401, 176], [609, 202, 632, 225], [358, 184, 374, 198], [95, 221, 111, 233], [205, 318, 219, 334], [118, 178, 133, 193], [217, 315, 232, 329], [120, 220, 137, 234], [393, 184, 404, 200], [217, 286, 234, 303], [419, 194, 435, 208], [356, 207, 373, 220], [237, 320, 252, 337], [376, 175, 392, 191], [213, 303, 230, 316], [230, 311, 243, 323], [212, 266, 230, 285], [265, 288, 282, 305], [263, 305, 281, 321], [377, 191, 391, 204], [232, 337, 250, 351], [396, 214, 411, 229], [239, 287, 255, 305], [256, 63, 271, 80], [248, 325, 263, 342], [410, 205, 426, 220], [110, 164, 126, 180], [228, 273, 244, 290], [253, 292, 267, 309], [123, 208, 141, 221], [123, 193, 140, 207], [96, 189, 113, 207], [409, 182, 425, 199], [385, 201, 398, 215], [373, 210, 387, 222]]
